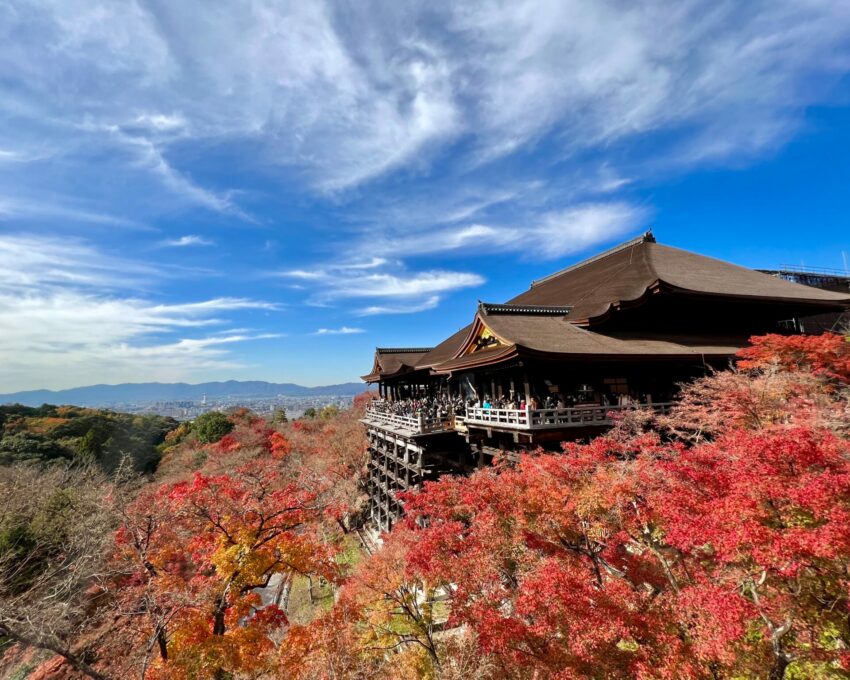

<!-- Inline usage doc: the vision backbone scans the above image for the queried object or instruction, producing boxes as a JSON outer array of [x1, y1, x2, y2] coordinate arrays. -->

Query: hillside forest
[[1, 332, 850, 680]]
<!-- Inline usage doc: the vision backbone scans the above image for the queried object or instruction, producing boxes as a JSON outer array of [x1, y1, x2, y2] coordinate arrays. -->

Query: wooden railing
[[363, 406, 454, 434], [465, 403, 672, 431], [365, 402, 672, 434]]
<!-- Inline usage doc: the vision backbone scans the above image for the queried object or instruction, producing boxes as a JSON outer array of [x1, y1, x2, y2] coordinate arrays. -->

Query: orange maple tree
[[115, 451, 338, 679]]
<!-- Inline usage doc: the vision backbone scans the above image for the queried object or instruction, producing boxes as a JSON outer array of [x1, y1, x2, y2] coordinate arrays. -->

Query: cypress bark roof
[[509, 234, 849, 323], [361, 348, 434, 383], [430, 305, 742, 374], [414, 325, 474, 369], [363, 234, 850, 380]]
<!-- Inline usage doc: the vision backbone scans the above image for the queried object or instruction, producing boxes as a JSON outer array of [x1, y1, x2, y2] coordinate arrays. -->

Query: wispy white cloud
[[0, 195, 150, 230], [281, 263, 483, 299], [0, 290, 283, 390], [159, 234, 215, 247], [4, 0, 847, 202], [130, 113, 188, 133], [279, 258, 483, 315], [355, 296, 441, 316], [0, 234, 282, 390], [314, 326, 365, 335], [364, 202, 648, 260], [118, 134, 248, 218], [0, 234, 156, 289]]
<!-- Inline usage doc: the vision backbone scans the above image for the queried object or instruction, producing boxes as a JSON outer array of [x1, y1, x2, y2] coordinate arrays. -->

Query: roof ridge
[[375, 347, 434, 353], [530, 230, 655, 288], [479, 302, 572, 316]]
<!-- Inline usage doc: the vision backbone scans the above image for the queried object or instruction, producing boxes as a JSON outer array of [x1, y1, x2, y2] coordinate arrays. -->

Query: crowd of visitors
[[369, 395, 469, 421], [370, 393, 567, 420], [370, 391, 661, 420]]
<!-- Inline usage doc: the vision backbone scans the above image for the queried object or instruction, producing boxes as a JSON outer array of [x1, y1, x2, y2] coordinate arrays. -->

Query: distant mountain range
[[0, 380, 368, 407]]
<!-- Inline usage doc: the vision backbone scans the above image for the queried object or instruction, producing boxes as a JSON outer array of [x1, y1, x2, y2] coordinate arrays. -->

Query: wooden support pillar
[[523, 370, 531, 402]]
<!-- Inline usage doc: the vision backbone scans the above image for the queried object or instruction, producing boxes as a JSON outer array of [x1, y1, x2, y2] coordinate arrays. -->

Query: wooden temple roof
[[429, 304, 743, 374], [361, 347, 434, 383], [414, 325, 473, 370], [362, 234, 850, 381], [510, 232, 850, 324]]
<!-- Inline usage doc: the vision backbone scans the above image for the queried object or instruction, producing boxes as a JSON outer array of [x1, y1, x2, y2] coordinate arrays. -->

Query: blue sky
[[1, 1, 850, 391]]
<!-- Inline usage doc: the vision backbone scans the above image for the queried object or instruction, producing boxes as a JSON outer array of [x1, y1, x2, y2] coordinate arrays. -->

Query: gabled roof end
[[530, 230, 655, 288], [478, 302, 572, 316], [375, 347, 435, 354]]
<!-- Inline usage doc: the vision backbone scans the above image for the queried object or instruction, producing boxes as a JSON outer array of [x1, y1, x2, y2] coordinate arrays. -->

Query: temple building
[[360, 233, 850, 529]]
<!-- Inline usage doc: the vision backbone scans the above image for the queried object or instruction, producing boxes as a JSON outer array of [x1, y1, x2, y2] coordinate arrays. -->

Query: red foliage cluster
[[284, 335, 850, 680], [392, 429, 850, 678], [738, 332, 850, 384], [44, 339, 848, 679], [101, 405, 374, 680]]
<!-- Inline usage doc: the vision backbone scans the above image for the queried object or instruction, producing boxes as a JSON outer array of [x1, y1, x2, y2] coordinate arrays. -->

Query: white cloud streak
[[279, 258, 483, 316], [355, 296, 442, 317], [0, 234, 281, 390], [0, 234, 156, 289], [2, 0, 848, 199], [365, 202, 647, 260], [314, 326, 365, 335], [159, 234, 215, 247], [282, 262, 483, 300], [0, 195, 150, 230]]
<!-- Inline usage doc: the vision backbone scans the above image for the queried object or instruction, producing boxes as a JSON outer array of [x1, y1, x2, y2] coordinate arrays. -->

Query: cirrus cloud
[[314, 326, 365, 335], [1, 0, 848, 207], [0, 234, 282, 391]]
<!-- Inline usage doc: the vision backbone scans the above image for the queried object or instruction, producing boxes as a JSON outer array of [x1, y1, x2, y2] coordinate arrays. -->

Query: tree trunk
[[212, 578, 234, 636], [768, 623, 792, 680], [212, 603, 227, 636], [156, 626, 168, 661], [0, 624, 111, 680], [769, 653, 789, 680]]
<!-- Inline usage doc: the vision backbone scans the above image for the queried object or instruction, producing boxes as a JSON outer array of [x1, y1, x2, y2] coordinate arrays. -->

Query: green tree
[[302, 407, 317, 419], [74, 426, 108, 465], [191, 411, 234, 444], [319, 405, 340, 420], [272, 407, 289, 424]]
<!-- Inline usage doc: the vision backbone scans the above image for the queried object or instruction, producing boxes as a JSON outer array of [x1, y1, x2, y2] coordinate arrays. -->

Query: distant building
[[757, 265, 850, 333], [361, 233, 850, 530]]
